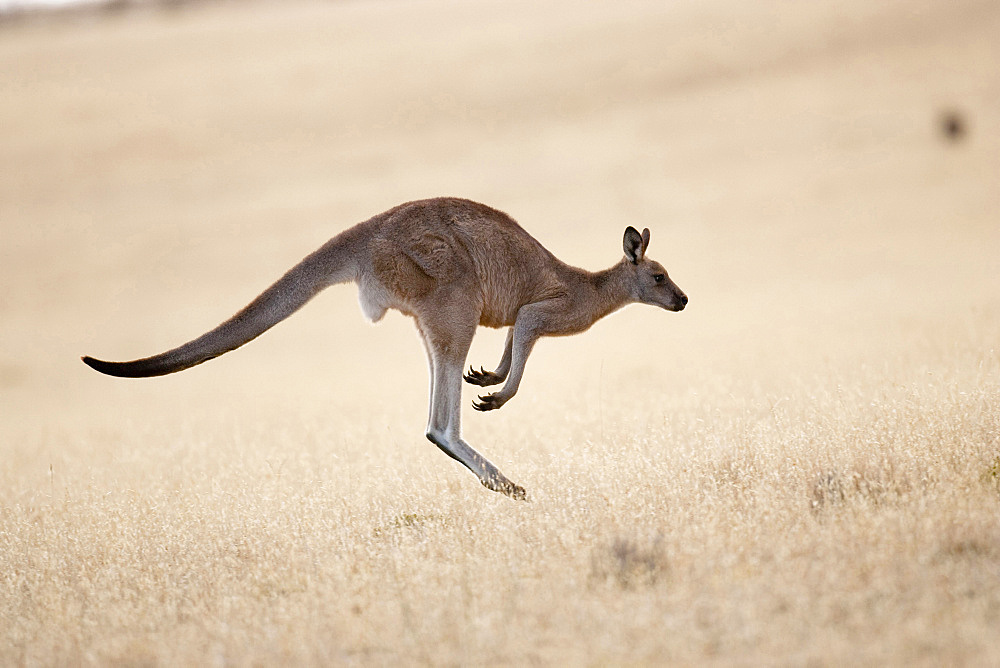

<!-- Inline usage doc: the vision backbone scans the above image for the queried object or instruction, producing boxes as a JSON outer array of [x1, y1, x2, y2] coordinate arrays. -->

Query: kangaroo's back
[[369, 198, 564, 328]]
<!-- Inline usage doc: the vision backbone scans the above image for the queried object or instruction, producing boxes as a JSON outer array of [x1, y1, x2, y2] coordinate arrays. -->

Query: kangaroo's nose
[[680, 294, 689, 306]]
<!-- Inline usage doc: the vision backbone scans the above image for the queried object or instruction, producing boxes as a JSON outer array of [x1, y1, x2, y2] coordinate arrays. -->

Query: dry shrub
[[809, 462, 912, 511], [983, 457, 1000, 494], [589, 534, 667, 589]]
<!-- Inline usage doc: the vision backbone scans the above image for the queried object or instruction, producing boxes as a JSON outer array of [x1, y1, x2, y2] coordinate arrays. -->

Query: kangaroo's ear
[[641, 228, 650, 254], [624, 226, 645, 264]]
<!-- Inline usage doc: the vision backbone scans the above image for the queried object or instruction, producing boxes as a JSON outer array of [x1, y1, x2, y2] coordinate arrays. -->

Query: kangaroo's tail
[[82, 232, 358, 378]]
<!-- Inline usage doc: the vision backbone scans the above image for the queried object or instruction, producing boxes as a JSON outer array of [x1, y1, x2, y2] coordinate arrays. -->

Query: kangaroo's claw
[[464, 366, 504, 387], [472, 393, 506, 411]]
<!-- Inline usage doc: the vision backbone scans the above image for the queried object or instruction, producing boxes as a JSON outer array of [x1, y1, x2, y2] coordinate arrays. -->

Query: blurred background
[[1, 0, 998, 441]]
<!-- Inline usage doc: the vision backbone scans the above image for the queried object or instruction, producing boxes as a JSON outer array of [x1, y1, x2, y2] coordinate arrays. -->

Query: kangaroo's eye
[[653, 274, 665, 283]]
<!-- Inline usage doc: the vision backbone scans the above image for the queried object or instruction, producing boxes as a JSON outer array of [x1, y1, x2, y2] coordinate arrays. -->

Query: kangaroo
[[83, 197, 687, 499]]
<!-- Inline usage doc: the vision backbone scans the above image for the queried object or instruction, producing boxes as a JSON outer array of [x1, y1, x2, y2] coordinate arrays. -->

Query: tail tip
[[81, 355, 118, 375]]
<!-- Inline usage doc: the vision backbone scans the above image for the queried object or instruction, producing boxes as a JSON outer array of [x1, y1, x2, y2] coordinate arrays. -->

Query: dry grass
[[2, 0, 999, 664]]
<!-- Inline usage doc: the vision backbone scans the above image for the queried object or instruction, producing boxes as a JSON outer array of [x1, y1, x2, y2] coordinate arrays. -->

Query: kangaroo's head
[[623, 226, 687, 312]]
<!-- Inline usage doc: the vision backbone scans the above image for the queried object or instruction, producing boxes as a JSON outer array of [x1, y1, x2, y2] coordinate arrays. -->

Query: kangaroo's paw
[[472, 392, 507, 412], [482, 476, 528, 501], [464, 366, 505, 387]]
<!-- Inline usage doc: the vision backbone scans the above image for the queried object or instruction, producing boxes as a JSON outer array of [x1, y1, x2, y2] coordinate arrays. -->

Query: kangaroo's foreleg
[[463, 328, 513, 387], [472, 301, 554, 412], [419, 316, 526, 499]]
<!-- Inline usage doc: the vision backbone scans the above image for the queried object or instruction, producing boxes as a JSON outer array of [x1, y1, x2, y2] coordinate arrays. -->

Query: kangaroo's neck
[[587, 260, 635, 318], [550, 260, 634, 335]]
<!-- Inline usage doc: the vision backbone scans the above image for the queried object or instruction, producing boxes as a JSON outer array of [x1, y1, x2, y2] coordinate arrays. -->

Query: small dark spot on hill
[[939, 109, 968, 143]]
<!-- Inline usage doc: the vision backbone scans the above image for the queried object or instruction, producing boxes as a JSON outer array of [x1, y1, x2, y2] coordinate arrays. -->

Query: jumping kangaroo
[[83, 197, 687, 499]]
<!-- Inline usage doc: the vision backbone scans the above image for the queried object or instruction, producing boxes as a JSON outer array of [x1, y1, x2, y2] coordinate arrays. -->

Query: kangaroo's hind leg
[[419, 309, 526, 499], [464, 328, 513, 387]]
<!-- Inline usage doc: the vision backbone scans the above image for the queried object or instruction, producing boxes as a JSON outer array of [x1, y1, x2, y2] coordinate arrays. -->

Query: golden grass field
[[2, 0, 999, 664]]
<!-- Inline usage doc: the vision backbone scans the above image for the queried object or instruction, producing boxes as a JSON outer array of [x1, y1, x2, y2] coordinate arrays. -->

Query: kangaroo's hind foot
[[482, 475, 528, 501]]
